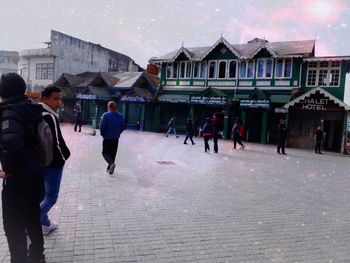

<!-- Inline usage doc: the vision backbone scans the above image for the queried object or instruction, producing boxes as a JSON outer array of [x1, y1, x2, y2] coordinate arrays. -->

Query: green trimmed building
[[149, 37, 350, 153]]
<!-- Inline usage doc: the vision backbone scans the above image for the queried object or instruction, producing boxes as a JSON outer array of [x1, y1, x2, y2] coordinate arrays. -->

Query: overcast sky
[[1, 0, 350, 102]]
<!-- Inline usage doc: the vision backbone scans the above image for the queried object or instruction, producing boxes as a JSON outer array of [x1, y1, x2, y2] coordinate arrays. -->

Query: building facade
[[149, 37, 350, 153], [19, 30, 142, 92], [0, 51, 19, 76]]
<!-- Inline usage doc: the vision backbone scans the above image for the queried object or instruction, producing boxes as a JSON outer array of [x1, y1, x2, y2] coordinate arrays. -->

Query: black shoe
[[319, 152, 323, 154], [282, 152, 287, 155], [192, 143, 195, 145], [184, 142, 187, 144], [277, 151, 281, 154]]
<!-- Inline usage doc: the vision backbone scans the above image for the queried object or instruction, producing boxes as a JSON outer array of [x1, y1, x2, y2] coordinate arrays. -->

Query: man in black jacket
[[315, 126, 323, 154], [277, 119, 288, 155], [0, 73, 46, 263], [39, 85, 70, 235]]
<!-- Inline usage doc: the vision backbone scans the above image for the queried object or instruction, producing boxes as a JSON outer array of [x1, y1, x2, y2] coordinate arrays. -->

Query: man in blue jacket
[[99, 101, 125, 175]]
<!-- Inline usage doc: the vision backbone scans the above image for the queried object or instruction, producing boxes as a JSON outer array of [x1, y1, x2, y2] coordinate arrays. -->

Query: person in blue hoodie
[[99, 101, 125, 175]]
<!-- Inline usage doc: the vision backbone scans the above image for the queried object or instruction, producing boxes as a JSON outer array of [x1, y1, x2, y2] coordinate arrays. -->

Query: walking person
[[0, 73, 46, 263], [184, 117, 195, 145], [277, 119, 288, 155], [40, 85, 71, 236], [232, 118, 245, 149], [315, 126, 323, 154], [212, 113, 221, 153], [202, 117, 213, 152], [99, 101, 125, 175], [165, 117, 179, 137], [74, 106, 83, 132]]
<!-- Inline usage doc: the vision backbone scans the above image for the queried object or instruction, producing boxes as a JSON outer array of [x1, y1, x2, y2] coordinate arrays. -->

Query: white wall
[[345, 74, 350, 105], [0, 51, 18, 76]]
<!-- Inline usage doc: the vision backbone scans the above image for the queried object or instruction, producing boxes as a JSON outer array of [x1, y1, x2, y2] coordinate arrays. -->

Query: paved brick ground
[[0, 124, 350, 263]]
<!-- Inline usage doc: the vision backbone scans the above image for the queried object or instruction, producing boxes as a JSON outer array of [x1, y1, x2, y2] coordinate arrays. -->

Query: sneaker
[[106, 165, 110, 173], [108, 163, 116, 175], [42, 223, 58, 236]]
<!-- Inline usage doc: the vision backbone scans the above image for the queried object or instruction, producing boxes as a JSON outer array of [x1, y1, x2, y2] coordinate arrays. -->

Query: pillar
[[140, 103, 145, 131], [261, 111, 268, 144], [223, 107, 229, 140], [190, 104, 194, 119]]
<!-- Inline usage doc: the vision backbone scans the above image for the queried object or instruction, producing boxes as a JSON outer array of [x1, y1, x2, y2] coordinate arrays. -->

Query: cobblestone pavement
[[0, 124, 350, 263]]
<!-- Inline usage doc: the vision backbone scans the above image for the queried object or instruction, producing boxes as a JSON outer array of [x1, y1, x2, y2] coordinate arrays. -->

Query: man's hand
[[0, 170, 11, 179]]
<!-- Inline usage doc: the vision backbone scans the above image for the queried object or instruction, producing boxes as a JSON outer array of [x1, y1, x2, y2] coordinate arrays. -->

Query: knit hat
[[0, 73, 27, 99]]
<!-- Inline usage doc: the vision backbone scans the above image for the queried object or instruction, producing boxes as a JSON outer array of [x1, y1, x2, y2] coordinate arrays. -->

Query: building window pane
[[180, 62, 185, 78], [240, 61, 246, 78], [36, 63, 54, 80], [186, 62, 192, 78], [229, 61, 236, 78], [218, 61, 226, 78], [172, 63, 178, 78], [276, 59, 283, 78], [209, 61, 216, 78], [166, 63, 172, 78], [318, 69, 328, 85], [200, 62, 207, 78], [330, 69, 340, 86], [247, 61, 254, 78], [266, 59, 272, 77], [284, 59, 292, 77], [257, 59, 264, 78], [193, 62, 199, 78], [307, 69, 317, 86]]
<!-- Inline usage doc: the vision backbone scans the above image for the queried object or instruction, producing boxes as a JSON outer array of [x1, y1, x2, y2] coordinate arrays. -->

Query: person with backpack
[[40, 85, 71, 235], [0, 73, 46, 263], [202, 117, 213, 152], [99, 101, 125, 175], [183, 117, 195, 145], [232, 118, 245, 150]]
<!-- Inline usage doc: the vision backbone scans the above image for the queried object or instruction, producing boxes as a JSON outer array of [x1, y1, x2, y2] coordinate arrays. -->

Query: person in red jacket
[[202, 117, 213, 152]]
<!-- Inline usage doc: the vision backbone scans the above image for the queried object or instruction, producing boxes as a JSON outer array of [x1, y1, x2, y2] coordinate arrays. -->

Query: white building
[[0, 51, 19, 76], [19, 30, 141, 92]]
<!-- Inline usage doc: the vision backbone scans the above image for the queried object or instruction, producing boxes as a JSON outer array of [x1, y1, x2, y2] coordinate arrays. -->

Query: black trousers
[[184, 132, 194, 144], [213, 134, 219, 153], [204, 136, 210, 152], [102, 139, 119, 166], [2, 179, 44, 263], [277, 139, 286, 154], [74, 120, 82, 132], [233, 133, 244, 148], [315, 140, 322, 153]]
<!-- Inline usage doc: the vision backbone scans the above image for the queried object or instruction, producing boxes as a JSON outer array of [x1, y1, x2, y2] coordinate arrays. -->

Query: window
[[200, 62, 207, 78], [240, 61, 246, 78], [166, 63, 172, 79], [257, 58, 273, 78], [185, 62, 192, 78], [275, 59, 292, 78], [172, 62, 178, 78], [306, 61, 341, 87], [36, 63, 54, 79], [209, 61, 216, 79], [218, 61, 226, 79], [239, 60, 255, 79], [193, 62, 199, 78], [180, 62, 186, 78], [228, 61, 236, 78]]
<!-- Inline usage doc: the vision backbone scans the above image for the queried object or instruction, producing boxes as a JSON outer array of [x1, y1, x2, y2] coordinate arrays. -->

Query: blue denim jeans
[[40, 167, 63, 226]]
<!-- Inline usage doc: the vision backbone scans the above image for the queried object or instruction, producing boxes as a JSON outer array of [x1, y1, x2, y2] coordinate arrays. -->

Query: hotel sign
[[299, 98, 328, 111], [190, 96, 227, 105], [240, 99, 270, 109]]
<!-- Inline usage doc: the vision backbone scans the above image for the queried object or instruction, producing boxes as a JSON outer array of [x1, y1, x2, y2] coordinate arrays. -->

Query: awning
[[232, 94, 249, 102], [270, 94, 292, 104]]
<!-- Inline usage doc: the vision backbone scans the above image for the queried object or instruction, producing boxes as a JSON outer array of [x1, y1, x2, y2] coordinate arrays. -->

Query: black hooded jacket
[[0, 95, 44, 180]]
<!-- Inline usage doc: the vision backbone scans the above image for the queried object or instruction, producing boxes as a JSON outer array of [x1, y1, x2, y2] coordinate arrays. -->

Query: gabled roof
[[200, 37, 240, 60], [283, 87, 350, 110], [200, 87, 227, 97], [149, 38, 315, 63]]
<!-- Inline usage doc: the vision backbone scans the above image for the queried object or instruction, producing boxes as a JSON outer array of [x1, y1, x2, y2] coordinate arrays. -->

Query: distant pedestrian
[[212, 113, 221, 153], [74, 106, 83, 132], [193, 118, 199, 137], [136, 120, 140, 131], [99, 101, 125, 175], [165, 117, 179, 138], [315, 126, 323, 154], [277, 119, 288, 155], [40, 85, 71, 236], [232, 118, 245, 149], [202, 117, 213, 152], [184, 117, 195, 145], [0, 73, 46, 263]]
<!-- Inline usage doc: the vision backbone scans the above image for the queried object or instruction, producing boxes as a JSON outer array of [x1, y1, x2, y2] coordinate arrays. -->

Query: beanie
[[0, 73, 27, 99]]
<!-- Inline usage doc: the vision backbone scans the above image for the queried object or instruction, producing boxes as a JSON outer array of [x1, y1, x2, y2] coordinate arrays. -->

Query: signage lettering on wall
[[121, 96, 146, 102], [190, 96, 227, 105], [299, 98, 329, 111], [240, 99, 270, 109]]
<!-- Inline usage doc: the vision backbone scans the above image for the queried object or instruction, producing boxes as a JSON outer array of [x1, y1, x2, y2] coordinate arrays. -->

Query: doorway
[[246, 110, 263, 143], [324, 120, 343, 151]]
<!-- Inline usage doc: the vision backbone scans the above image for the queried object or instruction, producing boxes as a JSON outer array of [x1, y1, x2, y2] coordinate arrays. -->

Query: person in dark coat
[[74, 106, 83, 132], [315, 126, 323, 154], [0, 73, 46, 263], [212, 113, 221, 153], [277, 119, 288, 155], [40, 85, 71, 236], [202, 117, 213, 152], [232, 119, 245, 149], [184, 117, 195, 145]]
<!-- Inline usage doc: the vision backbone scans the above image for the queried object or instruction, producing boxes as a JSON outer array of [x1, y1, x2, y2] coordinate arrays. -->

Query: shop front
[[284, 87, 350, 153]]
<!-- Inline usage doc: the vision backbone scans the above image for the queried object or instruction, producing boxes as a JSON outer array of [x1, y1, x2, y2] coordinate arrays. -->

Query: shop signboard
[[77, 94, 97, 100], [275, 107, 288, 113], [299, 98, 329, 110], [240, 99, 270, 109], [190, 96, 227, 105], [120, 96, 146, 102]]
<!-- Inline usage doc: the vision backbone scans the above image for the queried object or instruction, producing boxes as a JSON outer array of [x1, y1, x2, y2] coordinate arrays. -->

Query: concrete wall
[[50, 30, 139, 80], [0, 51, 19, 76]]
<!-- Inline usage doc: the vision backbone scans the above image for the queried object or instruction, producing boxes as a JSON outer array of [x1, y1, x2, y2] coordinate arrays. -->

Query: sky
[[1, 0, 350, 102]]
